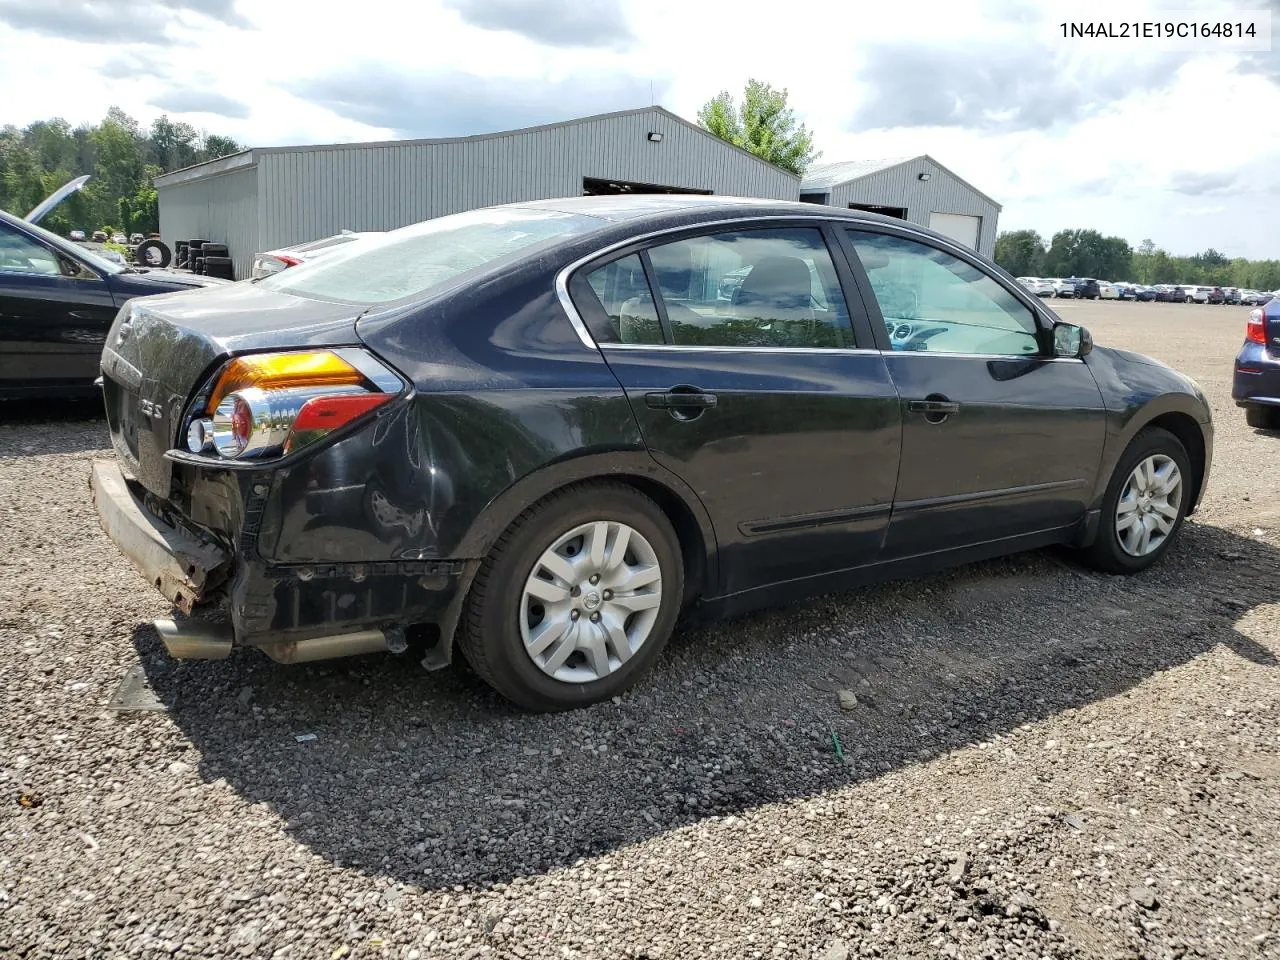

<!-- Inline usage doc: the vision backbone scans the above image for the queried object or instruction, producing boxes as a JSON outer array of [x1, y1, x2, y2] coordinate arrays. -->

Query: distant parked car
[[1206, 287, 1226, 305], [1074, 278, 1100, 300], [1133, 285, 1157, 302], [1153, 285, 1183, 302], [1016, 276, 1054, 297], [111, 233, 128, 245], [1233, 303, 1280, 429], [1223, 287, 1241, 305], [1052, 278, 1077, 298], [1098, 282, 1119, 300], [251, 230, 384, 279], [129, 233, 145, 245], [1182, 285, 1210, 304], [69, 229, 85, 241], [0, 182, 229, 399], [1243, 290, 1274, 306], [91, 230, 108, 242]]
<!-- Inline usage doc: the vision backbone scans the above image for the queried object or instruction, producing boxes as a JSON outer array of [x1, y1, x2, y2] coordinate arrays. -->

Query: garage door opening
[[848, 202, 907, 219], [582, 177, 711, 196], [800, 192, 829, 205]]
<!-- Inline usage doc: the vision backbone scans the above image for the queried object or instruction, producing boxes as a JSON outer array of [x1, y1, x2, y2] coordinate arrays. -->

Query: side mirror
[[1054, 322, 1093, 358]]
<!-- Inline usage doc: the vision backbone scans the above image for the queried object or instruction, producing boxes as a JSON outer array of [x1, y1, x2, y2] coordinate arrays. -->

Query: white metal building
[[799, 156, 1001, 257], [154, 107, 800, 279]]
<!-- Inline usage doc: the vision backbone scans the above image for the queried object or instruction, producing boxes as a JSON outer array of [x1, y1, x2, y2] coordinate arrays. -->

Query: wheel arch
[[452, 451, 718, 606], [1099, 399, 1209, 517]]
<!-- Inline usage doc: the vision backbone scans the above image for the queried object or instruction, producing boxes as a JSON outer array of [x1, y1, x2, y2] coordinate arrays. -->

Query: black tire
[[175, 241, 189, 268], [201, 242, 229, 257], [459, 481, 684, 711], [1245, 405, 1280, 430], [193, 257, 206, 275], [133, 238, 171, 268], [1083, 426, 1192, 574], [203, 255, 234, 280]]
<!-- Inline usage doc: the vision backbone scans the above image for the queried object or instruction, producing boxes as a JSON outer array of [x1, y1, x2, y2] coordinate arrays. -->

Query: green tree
[[1042, 228, 1132, 280], [0, 108, 241, 237], [697, 79, 819, 175], [994, 229, 1046, 276]]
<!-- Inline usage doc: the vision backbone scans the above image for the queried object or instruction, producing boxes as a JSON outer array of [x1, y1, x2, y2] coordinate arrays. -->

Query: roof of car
[[505, 194, 917, 230]]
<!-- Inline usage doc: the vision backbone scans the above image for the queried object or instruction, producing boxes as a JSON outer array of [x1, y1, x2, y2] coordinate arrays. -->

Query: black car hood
[[1094, 345, 1169, 369]]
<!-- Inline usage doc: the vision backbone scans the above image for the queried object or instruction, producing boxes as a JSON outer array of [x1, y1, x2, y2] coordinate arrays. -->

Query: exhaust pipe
[[260, 627, 407, 664], [154, 618, 234, 660]]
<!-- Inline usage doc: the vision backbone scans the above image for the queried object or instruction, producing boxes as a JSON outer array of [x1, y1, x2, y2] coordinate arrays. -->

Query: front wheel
[[1083, 427, 1192, 574], [460, 482, 684, 711]]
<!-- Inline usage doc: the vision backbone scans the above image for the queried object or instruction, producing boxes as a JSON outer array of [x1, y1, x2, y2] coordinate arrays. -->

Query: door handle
[[907, 399, 960, 414], [908, 395, 959, 424], [645, 389, 718, 410]]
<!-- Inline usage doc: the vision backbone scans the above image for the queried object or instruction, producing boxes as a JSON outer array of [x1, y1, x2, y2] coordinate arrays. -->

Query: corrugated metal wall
[[157, 166, 260, 279], [828, 158, 1000, 257], [255, 109, 799, 250]]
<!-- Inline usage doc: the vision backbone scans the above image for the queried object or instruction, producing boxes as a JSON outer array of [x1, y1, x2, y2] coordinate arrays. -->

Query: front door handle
[[645, 388, 718, 410], [908, 395, 960, 424]]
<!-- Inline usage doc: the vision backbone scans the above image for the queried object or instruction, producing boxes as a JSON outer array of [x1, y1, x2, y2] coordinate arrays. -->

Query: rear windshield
[[257, 207, 600, 304]]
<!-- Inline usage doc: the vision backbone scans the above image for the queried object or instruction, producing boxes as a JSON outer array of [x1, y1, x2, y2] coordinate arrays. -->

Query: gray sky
[[2, 0, 1276, 259]]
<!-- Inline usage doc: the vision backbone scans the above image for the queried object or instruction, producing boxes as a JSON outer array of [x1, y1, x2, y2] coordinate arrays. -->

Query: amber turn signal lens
[[207, 351, 365, 414]]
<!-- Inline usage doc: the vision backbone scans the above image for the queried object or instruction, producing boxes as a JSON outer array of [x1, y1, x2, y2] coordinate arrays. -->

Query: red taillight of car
[[1246, 309, 1266, 344], [190, 349, 402, 460], [284, 393, 392, 453], [277, 254, 303, 268]]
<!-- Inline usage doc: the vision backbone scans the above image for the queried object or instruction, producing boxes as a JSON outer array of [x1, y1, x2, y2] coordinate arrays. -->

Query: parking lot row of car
[[1017, 276, 1277, 305]]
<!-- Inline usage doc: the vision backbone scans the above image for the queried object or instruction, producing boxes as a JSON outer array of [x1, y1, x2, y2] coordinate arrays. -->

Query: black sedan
[[0, 207, 227, 399], [89, 197, 1213, 711]]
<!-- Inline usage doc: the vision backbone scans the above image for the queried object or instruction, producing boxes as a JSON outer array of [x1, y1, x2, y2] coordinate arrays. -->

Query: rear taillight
[[1246, 309, 1266, 345], [186, 349, 402, 460]]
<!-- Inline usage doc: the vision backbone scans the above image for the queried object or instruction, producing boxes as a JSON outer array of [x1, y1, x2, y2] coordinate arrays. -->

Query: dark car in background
[[1234, 302, 1280, 429], [1223, 287, 1241, 305], [1133, 285, 1158, 302], [1154, 285, 1185, 303], [1074, 277, 1101, 299], [1206, 287, 1226, 305], [89, 196, 1213, 712], [0, 207, 228, 398]]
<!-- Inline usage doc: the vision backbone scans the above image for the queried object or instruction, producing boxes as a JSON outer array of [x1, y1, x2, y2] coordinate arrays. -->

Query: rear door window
[[645, 228, 855, 348]]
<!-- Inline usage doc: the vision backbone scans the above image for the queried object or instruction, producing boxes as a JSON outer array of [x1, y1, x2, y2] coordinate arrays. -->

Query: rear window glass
[[258, 207, 600, 304]]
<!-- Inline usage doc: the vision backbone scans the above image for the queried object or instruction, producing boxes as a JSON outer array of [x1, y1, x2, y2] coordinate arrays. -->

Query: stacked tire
[[200, 243, 234, 281], [175, 238, 235, 280]]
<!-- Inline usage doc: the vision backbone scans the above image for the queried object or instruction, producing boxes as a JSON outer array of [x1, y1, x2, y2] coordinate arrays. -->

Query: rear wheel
[[460, 482, 684, 711], [1245, 405, 1280, 430]]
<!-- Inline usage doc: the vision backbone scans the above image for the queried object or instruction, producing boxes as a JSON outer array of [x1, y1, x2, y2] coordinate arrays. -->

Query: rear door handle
[[645, 389, 718, 410]]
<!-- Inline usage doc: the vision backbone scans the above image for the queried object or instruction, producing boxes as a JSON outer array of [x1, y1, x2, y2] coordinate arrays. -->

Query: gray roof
[[154, 106, 799, 189], [801, 154, 1003, 210], [800, 158, 914, 190]]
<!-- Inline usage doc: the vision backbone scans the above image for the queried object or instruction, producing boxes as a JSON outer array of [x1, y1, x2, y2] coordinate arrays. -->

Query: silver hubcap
[[520, 520, 663, 683], [1116, 454, 1182, 557]]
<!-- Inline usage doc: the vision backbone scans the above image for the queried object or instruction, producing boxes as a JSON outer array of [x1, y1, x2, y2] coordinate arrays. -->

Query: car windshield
[[12, 215, 126, 275], [258, 207, 601, 304]]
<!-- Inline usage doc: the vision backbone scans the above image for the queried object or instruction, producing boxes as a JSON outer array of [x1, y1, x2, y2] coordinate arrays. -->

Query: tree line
[[995, 228, 1280, 291], [0, 108, 241, 238]]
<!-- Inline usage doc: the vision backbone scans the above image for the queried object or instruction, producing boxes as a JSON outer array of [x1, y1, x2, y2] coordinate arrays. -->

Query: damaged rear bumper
[[90, 458, 479, 665], [90, 459, 231, 614]]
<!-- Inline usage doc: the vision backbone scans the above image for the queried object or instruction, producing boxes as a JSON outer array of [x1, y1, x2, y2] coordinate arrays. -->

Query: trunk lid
[[101, 282, 366, 498]]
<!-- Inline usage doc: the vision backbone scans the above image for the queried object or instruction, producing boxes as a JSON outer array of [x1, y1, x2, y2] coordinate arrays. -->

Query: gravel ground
[[2, 301, 1279, 959]]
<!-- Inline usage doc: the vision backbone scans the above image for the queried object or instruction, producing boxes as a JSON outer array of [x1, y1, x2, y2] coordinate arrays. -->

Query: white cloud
[[1, 0, 1276, 257]]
